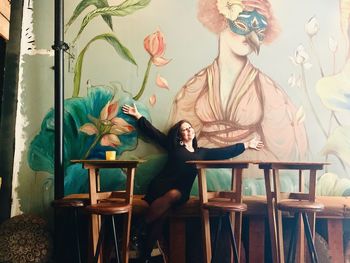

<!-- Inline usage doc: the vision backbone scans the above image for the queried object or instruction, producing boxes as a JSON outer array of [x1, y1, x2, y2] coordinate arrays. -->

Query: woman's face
[[220, 27, 253, 56], [179, 122, 195, 143]]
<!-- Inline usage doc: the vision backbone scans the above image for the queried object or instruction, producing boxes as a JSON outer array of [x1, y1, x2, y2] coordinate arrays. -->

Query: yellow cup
[[105, 151, 116, 160]]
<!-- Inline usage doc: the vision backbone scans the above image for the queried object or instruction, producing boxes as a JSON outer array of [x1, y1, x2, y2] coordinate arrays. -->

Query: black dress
[[137, 117, 246, 205]]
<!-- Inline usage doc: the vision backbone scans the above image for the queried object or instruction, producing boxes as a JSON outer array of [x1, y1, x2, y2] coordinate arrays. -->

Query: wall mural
[[27, 0, 350, 197]]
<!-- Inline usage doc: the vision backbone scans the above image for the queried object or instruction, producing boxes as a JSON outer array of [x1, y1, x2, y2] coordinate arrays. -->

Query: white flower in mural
[[289, 44, 312, 69], [305, 16, 319, 38], [217, 0, 243, 21], [328, 36, 338, 53], [288, 74, 302, 88]]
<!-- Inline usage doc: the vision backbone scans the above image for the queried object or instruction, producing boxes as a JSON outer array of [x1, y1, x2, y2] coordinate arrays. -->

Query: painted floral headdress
[[216, 0, 244, 21]]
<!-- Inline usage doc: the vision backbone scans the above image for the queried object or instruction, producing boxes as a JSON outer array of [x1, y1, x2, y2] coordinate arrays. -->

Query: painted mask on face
[[228, 10, 268, 41]]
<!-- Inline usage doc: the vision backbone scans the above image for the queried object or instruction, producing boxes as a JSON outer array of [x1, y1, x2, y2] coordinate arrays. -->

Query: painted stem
[[300, 66, 327, 137], [133, 58, 152, 100], [310, 37, 325, 77], [83, 134, 102, 159]]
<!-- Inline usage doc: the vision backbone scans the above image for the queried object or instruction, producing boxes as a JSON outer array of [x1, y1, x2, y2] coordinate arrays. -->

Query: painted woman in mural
[[170, 0, 308, 172]]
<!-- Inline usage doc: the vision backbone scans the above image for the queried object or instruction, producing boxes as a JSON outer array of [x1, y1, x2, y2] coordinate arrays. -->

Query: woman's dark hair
[[167, 120, 198, 150]]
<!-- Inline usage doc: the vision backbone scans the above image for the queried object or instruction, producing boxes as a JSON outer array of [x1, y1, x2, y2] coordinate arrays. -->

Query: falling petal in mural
[[156, 74, 169, 89], [316, 60, 350, 112], [322, 126, 350, 167], [149, 95, 157, 106]]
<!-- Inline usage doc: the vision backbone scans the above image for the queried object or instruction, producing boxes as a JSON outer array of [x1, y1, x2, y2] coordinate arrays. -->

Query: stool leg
[[111, 216, 120, 263], [302, 213, 319, 263], [287, 212, 299, 263], [226, 213, 239, 263], [93, 216, 105, 263], [73, 208, 82, 263], [211, 214, 223, 263]]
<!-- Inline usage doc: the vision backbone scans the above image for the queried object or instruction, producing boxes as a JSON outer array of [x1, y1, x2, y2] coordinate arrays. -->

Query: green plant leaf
[[73, 0, 151, 42], [65, 0, 113, 33], [73, 33, 137, 97]]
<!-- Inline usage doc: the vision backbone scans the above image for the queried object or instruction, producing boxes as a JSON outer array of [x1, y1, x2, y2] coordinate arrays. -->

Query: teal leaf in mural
[[322, 126, 350, 167], [65, 0, 113, 33], [73, 0, 151, 42], [73, 33, 137, 98], [28, 86, 149, 175]]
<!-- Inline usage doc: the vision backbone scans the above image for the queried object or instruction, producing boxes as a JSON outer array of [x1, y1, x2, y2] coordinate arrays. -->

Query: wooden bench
[[64, 194, 350, 263]]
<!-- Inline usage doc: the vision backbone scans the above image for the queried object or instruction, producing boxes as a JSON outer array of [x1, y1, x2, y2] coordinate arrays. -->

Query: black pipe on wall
[[53, 0, 65, 200]]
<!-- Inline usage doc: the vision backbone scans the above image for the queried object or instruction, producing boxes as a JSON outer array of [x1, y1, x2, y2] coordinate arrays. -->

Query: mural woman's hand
[[245, 136, 264, 150], [122, 104, 142, 120]]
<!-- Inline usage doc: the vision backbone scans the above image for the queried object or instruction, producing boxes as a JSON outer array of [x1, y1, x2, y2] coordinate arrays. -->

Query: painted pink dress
[[170, 59, 308, 176]]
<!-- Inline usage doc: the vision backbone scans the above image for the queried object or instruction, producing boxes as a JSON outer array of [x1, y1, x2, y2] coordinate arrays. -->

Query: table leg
[[201, 209, 211, 263], [198, 168, 211, 263], [263, 169, 280, 263], [122, 212, 131, 263]]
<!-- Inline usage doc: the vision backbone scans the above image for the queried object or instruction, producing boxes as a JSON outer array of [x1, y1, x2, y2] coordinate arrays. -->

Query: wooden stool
[[203, 202, 247, 263], [277, 200, 324, 263], [52, 198, 88, 263], [86, 202, 131, 263]]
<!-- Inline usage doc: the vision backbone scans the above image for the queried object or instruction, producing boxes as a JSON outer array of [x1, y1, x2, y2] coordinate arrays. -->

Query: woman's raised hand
[[246, 136, 264, 150], [122, 103, 142, 120]]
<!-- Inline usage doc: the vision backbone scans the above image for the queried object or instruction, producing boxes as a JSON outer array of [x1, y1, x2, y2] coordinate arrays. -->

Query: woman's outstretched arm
[[122, 104, 168, 148], [200, 137, 264, 160]]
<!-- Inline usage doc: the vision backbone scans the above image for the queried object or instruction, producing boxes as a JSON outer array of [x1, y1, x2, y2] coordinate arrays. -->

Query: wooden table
[[72, 159, 140, 263], [257, 161, 328, 263], [187, 160, 250, 263]]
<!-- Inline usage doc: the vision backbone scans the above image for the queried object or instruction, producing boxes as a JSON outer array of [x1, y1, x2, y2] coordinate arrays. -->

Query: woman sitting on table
[[122, 103, 263, 262]]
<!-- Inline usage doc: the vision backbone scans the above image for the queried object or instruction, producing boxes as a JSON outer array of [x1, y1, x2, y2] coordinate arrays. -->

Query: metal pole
[[53, 0, 65, 199]]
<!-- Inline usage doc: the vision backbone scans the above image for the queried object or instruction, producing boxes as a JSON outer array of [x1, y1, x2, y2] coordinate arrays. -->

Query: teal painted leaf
[[73, 33, 137, 98], [65, 0, 113, 33], [73, 0, 151, 42], [28, 86, 150, 177]]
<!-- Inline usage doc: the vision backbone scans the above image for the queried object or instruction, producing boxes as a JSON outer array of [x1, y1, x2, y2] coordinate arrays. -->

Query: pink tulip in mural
[[133, 30, 171, 101]]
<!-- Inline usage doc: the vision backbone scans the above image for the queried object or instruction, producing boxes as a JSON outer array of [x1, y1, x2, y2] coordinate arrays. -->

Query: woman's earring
[[179, 140, 184, 146]]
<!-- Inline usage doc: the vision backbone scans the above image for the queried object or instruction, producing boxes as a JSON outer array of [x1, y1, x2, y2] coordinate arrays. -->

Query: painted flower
[[305, 16, 319, 38], [134, 30, 171, 100], [80, 100, 134, 158], [289, 44, 312, 69], [217, 0, 243, 21], [144, 30, 170, 66], [28, 87, 151, 195]]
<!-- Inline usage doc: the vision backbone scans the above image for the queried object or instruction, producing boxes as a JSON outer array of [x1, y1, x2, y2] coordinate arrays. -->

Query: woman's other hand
[[245, 136, 264, 150], [122, 104, 142, 120]]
